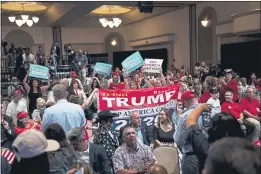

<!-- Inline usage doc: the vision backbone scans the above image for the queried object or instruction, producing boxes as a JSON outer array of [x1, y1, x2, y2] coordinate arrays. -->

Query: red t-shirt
[[240, 97, 261, 116], [109, 82, 125, 90], [15, 120, 41, 135], [221, 101, 243, 119], [198, 90, 211, 103], [224, 80, 239, 101]]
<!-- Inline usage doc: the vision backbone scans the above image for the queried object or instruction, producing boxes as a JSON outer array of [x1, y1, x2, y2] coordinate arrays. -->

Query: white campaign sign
[[143, 59, 163, 73]]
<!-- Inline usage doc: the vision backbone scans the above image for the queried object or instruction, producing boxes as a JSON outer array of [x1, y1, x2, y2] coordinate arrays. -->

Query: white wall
[[124, 7, 190, 68]]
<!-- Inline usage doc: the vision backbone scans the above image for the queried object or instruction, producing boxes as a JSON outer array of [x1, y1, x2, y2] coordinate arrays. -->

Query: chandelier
[[8, 15, 39, 27], [99, 18, 122, 28]]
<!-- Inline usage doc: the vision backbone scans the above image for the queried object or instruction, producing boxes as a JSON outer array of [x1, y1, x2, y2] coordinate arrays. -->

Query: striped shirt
[[1, 149, 15, 164]]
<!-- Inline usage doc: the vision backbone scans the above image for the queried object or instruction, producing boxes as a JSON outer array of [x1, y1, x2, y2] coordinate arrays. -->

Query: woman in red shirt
[[15, 112, 40, 135]]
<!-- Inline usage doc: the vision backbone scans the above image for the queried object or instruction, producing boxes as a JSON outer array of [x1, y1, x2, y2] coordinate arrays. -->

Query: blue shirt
[[41, 99, 86, 134], [173, 104, 203, 154], [137, 127, 144, 144]]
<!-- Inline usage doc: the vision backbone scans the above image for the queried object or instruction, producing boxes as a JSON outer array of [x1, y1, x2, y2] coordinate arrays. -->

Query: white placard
[[143, 59, 163, 73]]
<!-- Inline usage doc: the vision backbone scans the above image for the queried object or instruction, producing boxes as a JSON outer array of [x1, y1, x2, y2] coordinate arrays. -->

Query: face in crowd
[[72, 135, 88, 152], [159, 109, 170, 123], [112, 75, 119, 84], [92, 79, 98, 88], [32, 79, 39, 88], [19, 113, 30, 124], [154, 78, 162, 87], [224, 91, 233, 103], [123, 127, 137, 147], [130, 81, 138, 89], [130, 111, 141, 127], [246, 87, 255, 100], [73, 81, 79, 89], [225, 72, 232, 81]]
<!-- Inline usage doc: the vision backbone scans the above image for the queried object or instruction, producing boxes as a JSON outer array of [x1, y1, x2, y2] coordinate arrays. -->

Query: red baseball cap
[[181, 90, 197, 102], [70, 71, 77, 78], [17, 112, 28, 119]]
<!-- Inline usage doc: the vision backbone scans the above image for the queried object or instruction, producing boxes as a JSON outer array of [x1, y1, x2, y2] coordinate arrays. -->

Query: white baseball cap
[[12, 130, 60, 158]]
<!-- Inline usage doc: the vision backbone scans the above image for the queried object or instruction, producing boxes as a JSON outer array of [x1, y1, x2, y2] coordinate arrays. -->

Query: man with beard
[[113, 126, 157, 174]]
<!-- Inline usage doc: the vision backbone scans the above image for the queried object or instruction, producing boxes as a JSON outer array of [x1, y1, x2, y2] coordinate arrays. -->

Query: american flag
[[1, 149, 15, 164]]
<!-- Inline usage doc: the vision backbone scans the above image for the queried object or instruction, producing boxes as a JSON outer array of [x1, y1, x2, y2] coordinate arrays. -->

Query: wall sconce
[[201, 19, 209, 27], [111, 40, 117, 46]]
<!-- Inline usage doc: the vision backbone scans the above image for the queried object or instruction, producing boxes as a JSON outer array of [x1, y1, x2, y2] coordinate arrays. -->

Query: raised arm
[[23, 71, 31, 93], [186, 104, 212, 128], [159, 69, 167, 86], [82, 88, 98, 110], [40, 74, 51, 93]]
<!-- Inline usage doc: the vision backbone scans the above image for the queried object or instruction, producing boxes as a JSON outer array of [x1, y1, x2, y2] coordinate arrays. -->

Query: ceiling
[[1, 1, 197, 28]]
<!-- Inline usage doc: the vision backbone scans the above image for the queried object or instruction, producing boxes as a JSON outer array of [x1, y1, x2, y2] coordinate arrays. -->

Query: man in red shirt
[[219, 69, 238, 103], [240, 87, 261, 141], [221, 90, 255, 141], [109, 72, 125, 89]]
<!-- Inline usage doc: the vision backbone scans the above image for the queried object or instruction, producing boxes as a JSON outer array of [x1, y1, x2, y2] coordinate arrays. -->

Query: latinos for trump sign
[[143, 59, 163, 73], [121, 51, 144, 75], [94, 62, 112, 76], [29, 64, 49, 79]]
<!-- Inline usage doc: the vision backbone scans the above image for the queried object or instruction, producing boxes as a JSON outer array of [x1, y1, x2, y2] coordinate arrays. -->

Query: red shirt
[[15, 120, 41, 135], [109, 82, 125, 90], [198, 90, 211, 103], [253, 140, 261, 147], [240, 97, 261, 116], [224, 80, 239, 101], [221, 101, 243, 119]]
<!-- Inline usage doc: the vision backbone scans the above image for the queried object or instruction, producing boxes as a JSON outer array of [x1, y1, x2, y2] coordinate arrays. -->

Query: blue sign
[[122, 51, 144, 75], [29, 64, 49, 79], [94, 62, 112, 76]]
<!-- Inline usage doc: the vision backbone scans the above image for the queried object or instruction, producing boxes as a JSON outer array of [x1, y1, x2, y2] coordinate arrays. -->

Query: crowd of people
[[1, 43, 261, 174]]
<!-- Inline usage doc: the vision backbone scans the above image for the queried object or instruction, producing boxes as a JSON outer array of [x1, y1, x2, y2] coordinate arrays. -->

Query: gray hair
[[123, 126, 137, 138], [52, 84, 67, 101], [67, 127, 85, 143], [60, 78, 69, 87]]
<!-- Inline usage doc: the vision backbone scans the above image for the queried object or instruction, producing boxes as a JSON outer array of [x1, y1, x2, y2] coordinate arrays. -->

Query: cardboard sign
[[143, 59, 163, 73], [29, 64, 49, 79], [121, 51, 144, 75], [94, 62, 112, 75]]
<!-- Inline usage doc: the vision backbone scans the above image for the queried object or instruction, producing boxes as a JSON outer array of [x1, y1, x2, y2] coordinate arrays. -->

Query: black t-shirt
[[187, 125, 210, 173]]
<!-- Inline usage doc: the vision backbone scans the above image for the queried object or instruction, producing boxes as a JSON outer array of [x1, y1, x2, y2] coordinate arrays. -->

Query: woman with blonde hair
[[32, 98, 46, 123], [153, 108, 175, 147]]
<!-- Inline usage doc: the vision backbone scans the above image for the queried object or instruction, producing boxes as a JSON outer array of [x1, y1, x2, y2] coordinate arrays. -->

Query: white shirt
[[6, 100, 28, 125], [207, 97, 221, 118], [22, 53, 36, 69]]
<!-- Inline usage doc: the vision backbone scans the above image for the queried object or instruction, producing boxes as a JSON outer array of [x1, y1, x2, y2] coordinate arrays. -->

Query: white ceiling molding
[[216, 9, 260, 36], [129, 34, 174, 47]]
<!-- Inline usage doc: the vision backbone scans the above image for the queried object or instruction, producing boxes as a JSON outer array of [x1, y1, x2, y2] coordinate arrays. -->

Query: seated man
[[240, 87, 261, 141], [67, 127, 111, 174], [119, 111, 154, 147], [221, 90, 255, 141], [113, 126, 157, 174]]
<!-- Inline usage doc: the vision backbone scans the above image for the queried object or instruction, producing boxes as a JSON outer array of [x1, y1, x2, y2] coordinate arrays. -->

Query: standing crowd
[[1, 44, 261, 174]]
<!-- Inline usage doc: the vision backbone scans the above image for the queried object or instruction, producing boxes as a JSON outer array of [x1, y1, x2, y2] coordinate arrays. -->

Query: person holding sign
[[23, 70, 50, 114]]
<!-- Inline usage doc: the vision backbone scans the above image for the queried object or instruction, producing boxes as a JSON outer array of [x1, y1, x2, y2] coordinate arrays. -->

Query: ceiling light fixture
[[6, 3, 41, 27], [99, 17, 122, 28]]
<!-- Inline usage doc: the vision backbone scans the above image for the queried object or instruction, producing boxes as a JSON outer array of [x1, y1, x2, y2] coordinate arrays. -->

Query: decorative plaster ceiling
[[1, 2, 47, 12], [91, 5, 133, 15]]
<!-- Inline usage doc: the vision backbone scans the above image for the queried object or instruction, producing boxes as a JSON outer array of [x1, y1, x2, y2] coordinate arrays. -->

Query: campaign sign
[[112, 114, 157, 131], [29, 64, 49, 79], [122, 51, 144, 75], [94, 62, 112, 76], [143, 59, 163, 73]]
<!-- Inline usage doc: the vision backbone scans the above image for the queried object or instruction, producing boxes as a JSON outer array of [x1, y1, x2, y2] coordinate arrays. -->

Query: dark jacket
[[1, 116, 17, 149], [1, 156, 11, 174], [119, 123, 154, 146], [89, 143, 111, 174]]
